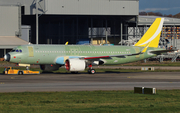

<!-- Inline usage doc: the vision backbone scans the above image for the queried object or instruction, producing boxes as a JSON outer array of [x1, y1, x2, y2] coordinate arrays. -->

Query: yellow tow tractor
[[3, 67, 40, 75]]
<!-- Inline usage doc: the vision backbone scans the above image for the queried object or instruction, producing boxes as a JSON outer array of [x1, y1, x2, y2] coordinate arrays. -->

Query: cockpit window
[[11, 49, 22, 52]]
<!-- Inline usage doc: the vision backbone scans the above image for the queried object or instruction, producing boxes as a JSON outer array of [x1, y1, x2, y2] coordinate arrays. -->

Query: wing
[[82, 52, 143, 60]]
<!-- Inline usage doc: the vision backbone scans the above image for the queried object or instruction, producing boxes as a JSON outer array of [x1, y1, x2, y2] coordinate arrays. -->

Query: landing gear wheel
[[18, 71, 23, 75], [88, 69, 95, 74]]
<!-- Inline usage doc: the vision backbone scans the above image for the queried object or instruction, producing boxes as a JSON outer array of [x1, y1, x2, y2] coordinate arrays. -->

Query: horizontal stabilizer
[[150, 49, 178, 55]]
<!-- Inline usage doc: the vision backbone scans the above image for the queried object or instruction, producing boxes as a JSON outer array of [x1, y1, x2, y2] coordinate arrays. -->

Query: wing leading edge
[[83, 52, 141, 60]]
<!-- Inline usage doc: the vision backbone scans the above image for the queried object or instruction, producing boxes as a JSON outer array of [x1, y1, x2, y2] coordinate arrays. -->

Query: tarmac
[[0, 70, 180, 92]]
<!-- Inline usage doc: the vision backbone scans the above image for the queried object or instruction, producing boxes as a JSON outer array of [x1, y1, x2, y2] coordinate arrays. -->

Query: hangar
[[22, 0, 139, 45], [0, 0, 139, 57], [0, 0, 180, 60]]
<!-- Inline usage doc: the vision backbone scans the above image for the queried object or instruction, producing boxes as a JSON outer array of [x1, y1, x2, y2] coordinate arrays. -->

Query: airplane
[[3, 18, 174, 74]]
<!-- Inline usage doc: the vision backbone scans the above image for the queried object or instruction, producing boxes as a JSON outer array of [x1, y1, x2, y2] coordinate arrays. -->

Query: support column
[[18, 3, 21, 39], [63, 19, 65, 43], [113, 20, 115, 44], [73, 20, 75, 43], [101, 20, 104, 44], [120, 22, 123, 46], [136, 16, 138, 43], [123, 24, 128, 45], [58, 22, 61, 44], [171, 26, 172, 46], [4, 49, 6, 56], [176, 26, 177, 49], [105, 19, 108, 44], [91, 18, 93, 45], [173, 25, 176, 49], [77, 17, 79, 43], [36, 0, 39, 44]]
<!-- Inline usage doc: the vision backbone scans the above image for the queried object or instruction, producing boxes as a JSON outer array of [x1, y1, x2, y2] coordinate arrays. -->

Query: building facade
[[0, 0, 139, 45]]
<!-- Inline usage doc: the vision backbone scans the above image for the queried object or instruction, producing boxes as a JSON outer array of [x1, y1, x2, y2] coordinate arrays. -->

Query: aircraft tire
[[18, 71, 23, 75], [88, 69, 95, 74]]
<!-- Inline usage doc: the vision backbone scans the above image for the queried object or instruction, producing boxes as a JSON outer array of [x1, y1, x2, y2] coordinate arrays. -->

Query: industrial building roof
[[0, 36, 29, 49], [139, 16, 180, 25]]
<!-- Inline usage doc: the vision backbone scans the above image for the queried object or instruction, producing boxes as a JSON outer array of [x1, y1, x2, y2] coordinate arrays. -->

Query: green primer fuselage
[[9, 45, 161, 65]]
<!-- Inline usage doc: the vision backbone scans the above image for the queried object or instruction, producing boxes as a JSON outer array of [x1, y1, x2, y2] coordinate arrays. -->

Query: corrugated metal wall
[[0, 0, 139, 45], [0, 0, 138, 15], [0, 0, 45, 15], [47, 0, 138, 15], [0, 6, 18, 36]]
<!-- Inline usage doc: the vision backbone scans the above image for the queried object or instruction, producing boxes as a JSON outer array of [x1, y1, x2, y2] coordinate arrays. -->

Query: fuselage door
[[28, 46, 34, 57]]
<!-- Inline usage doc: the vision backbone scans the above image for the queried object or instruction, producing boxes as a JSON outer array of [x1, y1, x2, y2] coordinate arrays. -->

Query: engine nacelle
[[40, 64, 60, 71], [65, 59, 86, 71]]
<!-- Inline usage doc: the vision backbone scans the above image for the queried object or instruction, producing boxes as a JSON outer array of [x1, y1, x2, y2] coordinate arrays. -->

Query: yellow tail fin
[[65, 41, 68, 45], [134, 18, 164, 48]]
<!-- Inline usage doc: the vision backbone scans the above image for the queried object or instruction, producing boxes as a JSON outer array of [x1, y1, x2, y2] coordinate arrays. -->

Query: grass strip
[[0, 90, 180, 113]]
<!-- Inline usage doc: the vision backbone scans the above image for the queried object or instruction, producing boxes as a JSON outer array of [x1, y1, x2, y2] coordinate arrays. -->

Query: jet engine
[[65, 59, 86, 71], [40, 64, 60, 71]]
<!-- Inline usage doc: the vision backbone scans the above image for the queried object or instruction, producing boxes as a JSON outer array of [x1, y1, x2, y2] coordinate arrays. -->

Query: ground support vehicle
[[3, 67, 40, 75]]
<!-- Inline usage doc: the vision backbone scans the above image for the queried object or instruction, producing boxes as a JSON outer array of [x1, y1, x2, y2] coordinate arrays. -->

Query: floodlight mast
[[36, 0, 38, 44]]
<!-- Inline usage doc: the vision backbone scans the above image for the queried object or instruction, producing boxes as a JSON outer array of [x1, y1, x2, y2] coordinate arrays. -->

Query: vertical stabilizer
[[134, 18, 164, 48]]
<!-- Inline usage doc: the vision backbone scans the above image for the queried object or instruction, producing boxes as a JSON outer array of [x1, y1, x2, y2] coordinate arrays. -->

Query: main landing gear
[[71, 71, 78, 74], [88, 64, 96, 74]]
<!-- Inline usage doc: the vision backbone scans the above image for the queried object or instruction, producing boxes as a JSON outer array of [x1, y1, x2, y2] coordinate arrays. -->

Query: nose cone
[[4, 54, 11, 62]]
